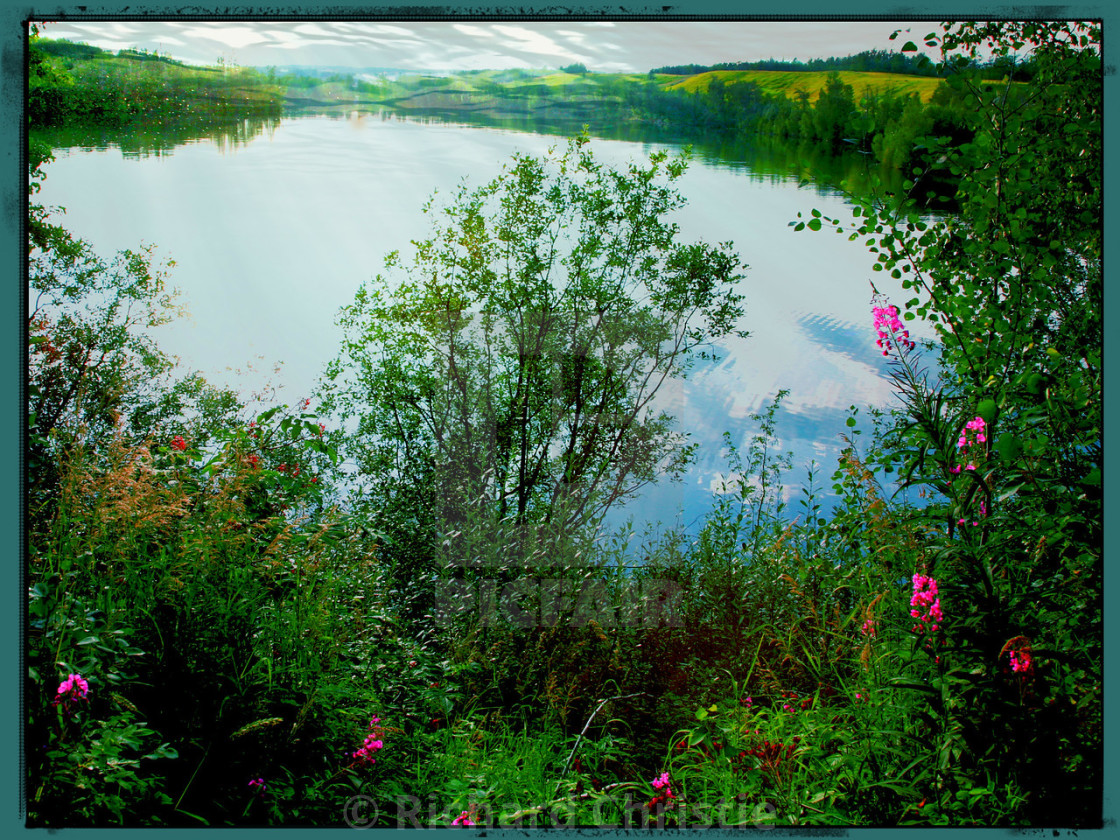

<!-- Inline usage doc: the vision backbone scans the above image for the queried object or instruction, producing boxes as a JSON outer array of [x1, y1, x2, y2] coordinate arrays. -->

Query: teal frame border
[[4, 1, 1113, 837]]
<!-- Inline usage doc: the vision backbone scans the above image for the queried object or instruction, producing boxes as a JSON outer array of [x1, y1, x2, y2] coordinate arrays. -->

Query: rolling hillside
[[661, 69, 945, 103]]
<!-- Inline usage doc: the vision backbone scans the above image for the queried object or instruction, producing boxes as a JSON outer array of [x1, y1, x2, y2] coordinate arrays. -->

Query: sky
[[34, 19, 946, 74]]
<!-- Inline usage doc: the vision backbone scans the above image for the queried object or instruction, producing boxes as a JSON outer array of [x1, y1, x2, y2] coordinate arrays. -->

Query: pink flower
[[871, 294, 916, 356], [452, 810, 475, 826], [1004, 637, 1034, 676], [352, 715, 386, 766], [860, 618, 878, 637], [53, 672, 90, 714], [910, 574, 943, 635], [248, 778, 267, 796], [650, 772, 675, 800], [170, 435, 187, 451]]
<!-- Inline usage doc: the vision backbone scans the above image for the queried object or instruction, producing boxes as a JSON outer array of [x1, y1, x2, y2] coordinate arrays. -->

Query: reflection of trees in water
[[31, 115, 282, 159], [292, 104, 908, 198]]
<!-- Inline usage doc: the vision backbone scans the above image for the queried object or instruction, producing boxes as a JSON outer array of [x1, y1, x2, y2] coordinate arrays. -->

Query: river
[[32, 110, 929, 534]]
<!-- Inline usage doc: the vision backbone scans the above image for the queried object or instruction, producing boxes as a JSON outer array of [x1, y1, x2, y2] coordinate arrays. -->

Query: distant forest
[[651, 49, 1037, 81]]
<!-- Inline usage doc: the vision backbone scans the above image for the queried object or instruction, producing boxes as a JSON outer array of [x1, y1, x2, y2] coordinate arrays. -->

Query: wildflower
[[352, 715, 386, 766], [910, 574, 943, 635], [651, 772, 674, 798], [318, 423, 326, 435], [248, 778, 267, 797], [53, 673, 89, 713], [246, 454, 260, 469], [170, 435, 187, 451], [452, 806, 477, 826], [646, 772, 676, 812], [1002, 636, 1034, 676], [860, 618, 878, 637], [871, 293, 916, 357]]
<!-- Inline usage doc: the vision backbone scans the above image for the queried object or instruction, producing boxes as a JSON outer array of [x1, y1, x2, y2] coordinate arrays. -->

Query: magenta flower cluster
[[910, 574, 943, 635], [860, 618, 878, 637], [1009, 649, 1032, 673], [951, 415, 987, 475], [451, 810, 476, 826], [352, 715, 385, 766], [871, 295, 916, 357], [952, 416, 990, 526], [645, 771, 676, 811], [53, 672, 89, 714], [248, 777, 267, 797]]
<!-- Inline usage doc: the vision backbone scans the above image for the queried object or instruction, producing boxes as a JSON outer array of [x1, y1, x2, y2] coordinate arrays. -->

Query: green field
[[661, 69, 946, 102]]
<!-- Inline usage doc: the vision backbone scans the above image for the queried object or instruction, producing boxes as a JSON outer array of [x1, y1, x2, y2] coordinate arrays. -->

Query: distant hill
[[660, 69, 945, 104]]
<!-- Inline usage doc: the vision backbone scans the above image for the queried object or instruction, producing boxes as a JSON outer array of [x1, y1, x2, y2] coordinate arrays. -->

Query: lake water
[[33, 111, 928, 534]]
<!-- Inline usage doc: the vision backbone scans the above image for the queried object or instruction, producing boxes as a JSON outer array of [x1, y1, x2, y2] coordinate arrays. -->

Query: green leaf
[[901, 41, 919, 52], [977, 399, 998, 425], [996, 432, 1023, 462]]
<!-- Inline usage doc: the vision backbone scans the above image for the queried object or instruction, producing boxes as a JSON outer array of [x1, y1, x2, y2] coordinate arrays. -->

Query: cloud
[[292, 22, 336, 37], [492, 24, 582, 62], [452, 23, 493, 38], [181, 25, 271, 50]]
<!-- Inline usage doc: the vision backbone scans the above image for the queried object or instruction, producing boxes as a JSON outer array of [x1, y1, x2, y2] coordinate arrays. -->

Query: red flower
[[170, 435, 187, 451]]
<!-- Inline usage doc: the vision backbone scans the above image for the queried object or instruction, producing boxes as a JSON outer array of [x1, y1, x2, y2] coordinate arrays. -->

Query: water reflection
[[32, 114, 281, 159], [32, 113, 931, 537]]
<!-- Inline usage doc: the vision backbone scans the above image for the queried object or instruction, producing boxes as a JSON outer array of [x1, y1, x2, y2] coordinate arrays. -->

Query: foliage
[[321, 133, 747, 609], [25, 19, 1100, 830], [28, 36, 282, 128], [795, 19, 1102, 824]]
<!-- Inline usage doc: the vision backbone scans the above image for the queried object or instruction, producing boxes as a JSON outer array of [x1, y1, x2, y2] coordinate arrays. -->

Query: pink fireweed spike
[[352, 715, 386, 766], [910, 574, 943, 635], [870, 292, 916, 357]]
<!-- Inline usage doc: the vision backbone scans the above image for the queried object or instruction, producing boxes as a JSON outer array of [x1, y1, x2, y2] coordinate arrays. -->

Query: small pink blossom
[[452, 809, 476, 826], [53, 673, 89, 714]]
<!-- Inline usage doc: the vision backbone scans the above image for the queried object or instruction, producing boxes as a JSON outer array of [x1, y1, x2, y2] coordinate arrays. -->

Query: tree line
[[652, 48, 1037, 80]]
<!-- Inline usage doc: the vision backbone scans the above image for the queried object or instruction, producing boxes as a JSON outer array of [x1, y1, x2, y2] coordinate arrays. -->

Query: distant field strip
[[662, 70, 946, 103]]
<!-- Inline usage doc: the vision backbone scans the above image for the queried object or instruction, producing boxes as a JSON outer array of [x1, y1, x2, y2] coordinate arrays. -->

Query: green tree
[[807, 20, 1101, 823], [322, 133, 747, 551]]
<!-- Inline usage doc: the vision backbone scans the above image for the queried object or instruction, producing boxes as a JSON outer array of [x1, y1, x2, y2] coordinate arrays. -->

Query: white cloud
[[268, 30, 304, 44], [292, 22, 336, 37], [181, 26, 270, 50], [492, 24, 581, 61], [452, 23, 493, 38]]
